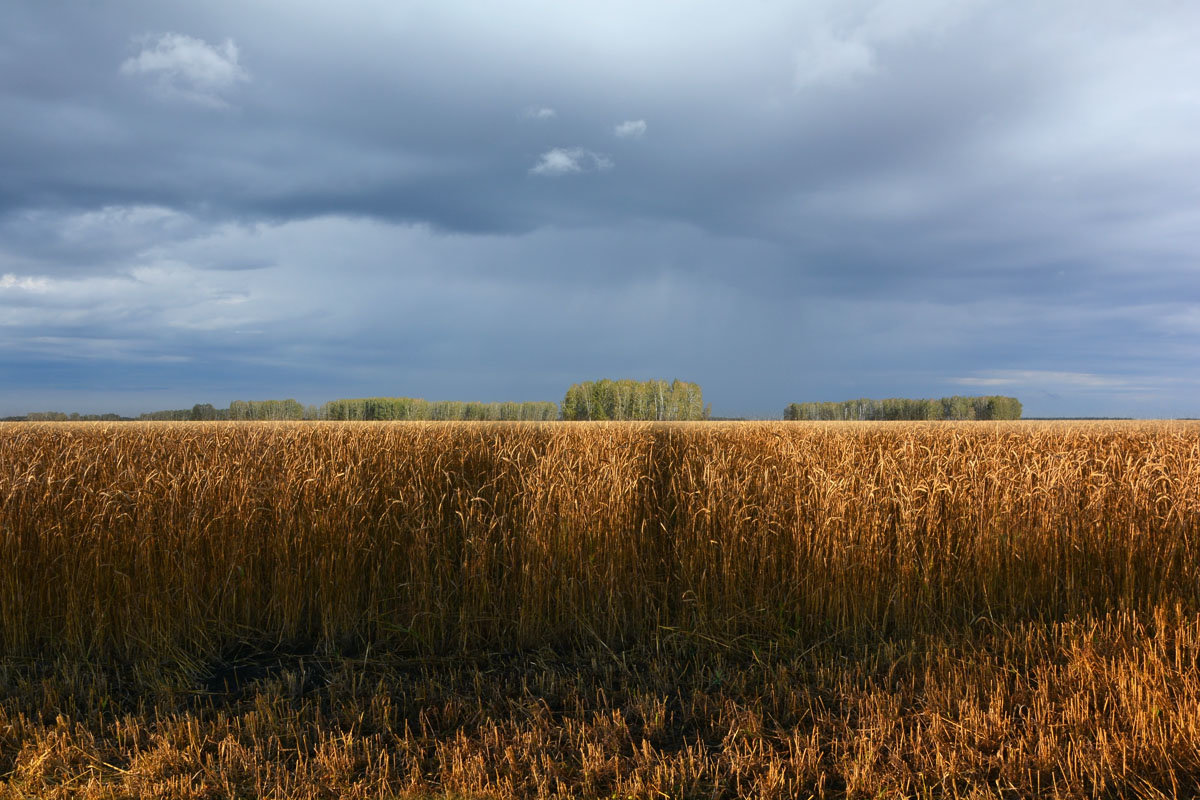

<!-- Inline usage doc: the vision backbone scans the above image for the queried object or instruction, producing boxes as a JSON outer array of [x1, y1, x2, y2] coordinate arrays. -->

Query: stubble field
[[0, 420, 1198, 798]]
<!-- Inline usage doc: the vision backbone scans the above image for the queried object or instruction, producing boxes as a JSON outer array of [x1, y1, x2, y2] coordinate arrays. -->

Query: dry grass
[[0, 420, 1198, 797]]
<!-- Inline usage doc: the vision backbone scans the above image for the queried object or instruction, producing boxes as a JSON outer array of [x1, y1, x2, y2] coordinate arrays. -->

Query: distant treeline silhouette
[[561, 379, 708, 421], [137, 401, 306, 421], [3, 412, 132, 422], [134, 398, 558, 422], [321, 398, 558, 421], [6, 386, 1030, 424], [132, 384, 703, 422], [784, 396, 1022, 421]]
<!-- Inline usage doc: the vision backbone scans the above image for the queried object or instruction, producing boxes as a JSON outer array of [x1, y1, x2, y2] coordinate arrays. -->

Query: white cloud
[[529, 147, 614, 176], [614, 119, 647, 139], [523, 106, 557, 120], [951, 370, 1136, 389], [120, 33, 248, 107], [792, 1, 974, 90], [0, 273, 50, 292], [1157, 306, 1200, 335], [20, 336, 193, 364], [794, 27, 876, 89]]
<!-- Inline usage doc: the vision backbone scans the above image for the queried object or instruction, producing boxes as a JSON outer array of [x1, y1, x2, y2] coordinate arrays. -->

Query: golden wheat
[[0, 420, 1197, 798], [2, 421, 1197, 661]]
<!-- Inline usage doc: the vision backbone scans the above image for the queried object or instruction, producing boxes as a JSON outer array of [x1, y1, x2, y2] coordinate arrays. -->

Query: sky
[[2, 1, 1198, 418]]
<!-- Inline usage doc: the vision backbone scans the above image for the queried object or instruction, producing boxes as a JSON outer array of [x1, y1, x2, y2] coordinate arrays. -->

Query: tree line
[[6, 385, 1029, 424], [784, 395, 1023, 421], [123, 380, 709, 422], [136, 401, 307, 421], [127, 399, 558, 422], [3, 412, 132, 422], [561, 379, 709, 421], [320, 398, 559, 421]]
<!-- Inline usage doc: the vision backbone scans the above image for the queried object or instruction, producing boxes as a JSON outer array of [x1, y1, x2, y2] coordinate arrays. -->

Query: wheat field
[[1, 421, 1198, 798]]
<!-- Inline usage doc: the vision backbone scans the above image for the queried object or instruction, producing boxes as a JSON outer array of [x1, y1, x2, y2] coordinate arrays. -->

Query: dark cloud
[[2, 1, 1199, 417]]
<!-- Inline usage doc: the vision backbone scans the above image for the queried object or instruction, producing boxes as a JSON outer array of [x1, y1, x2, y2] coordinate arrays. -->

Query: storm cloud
[[2, 1, 1198, 417]]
